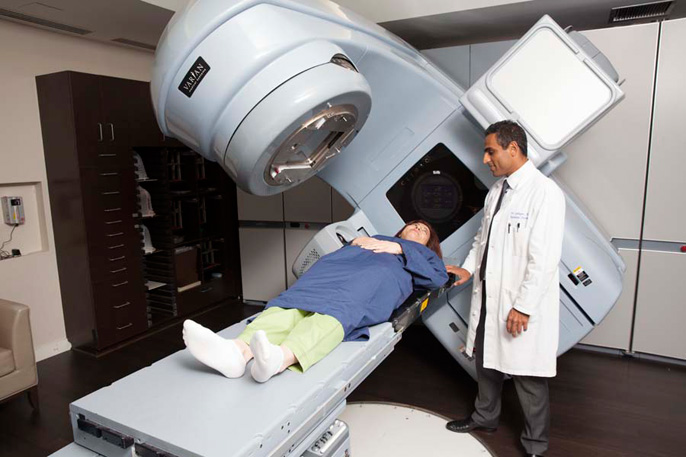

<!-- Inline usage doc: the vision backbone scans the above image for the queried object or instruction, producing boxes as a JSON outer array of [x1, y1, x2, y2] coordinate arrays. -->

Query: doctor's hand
[[506, 309, 530, 337], [445, 265, 471, 286], [351, 237, 403, 255]]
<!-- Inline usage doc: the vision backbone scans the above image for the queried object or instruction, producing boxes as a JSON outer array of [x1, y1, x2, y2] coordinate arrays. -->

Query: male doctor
[[445, 120, 565, 457]]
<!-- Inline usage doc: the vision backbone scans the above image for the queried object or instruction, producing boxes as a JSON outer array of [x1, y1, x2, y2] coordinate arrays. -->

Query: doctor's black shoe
[[445, 417, 497, 433]]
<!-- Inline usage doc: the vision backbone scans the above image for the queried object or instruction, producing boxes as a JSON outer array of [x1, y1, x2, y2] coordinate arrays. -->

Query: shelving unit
[[137, 148, 241, 326], [37, 71, 242, 353]]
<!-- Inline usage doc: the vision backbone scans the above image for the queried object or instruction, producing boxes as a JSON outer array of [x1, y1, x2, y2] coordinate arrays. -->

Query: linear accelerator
[[51, 1, 625, 456]]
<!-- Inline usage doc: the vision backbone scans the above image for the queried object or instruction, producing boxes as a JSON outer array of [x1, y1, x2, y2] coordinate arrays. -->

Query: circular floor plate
[[338, 403, 493, 457]]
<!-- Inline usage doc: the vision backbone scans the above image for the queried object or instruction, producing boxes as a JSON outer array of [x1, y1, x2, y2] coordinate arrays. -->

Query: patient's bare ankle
[[279, 345, 297, 372], [234, 339, 253, 362]]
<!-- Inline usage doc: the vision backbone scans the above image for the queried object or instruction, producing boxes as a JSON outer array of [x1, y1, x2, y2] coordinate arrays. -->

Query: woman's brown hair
[[394, 219, 443, 259]]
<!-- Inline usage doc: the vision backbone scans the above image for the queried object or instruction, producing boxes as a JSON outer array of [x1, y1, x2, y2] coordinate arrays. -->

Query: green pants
[[238, 307, 344, 372]]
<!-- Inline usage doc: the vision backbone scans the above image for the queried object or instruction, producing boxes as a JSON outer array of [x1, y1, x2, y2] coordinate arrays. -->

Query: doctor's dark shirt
[[266, 235, 448, 340]]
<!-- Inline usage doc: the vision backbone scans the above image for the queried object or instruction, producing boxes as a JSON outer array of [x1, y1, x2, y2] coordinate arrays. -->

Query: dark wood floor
[[1, 302, 685, 457]]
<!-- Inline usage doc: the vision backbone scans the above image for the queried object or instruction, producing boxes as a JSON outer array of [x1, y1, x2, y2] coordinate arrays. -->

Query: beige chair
[[0, 299, 39, 410]]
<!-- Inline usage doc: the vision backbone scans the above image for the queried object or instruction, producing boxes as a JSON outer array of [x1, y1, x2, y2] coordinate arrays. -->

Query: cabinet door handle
[[104, 208, 122, 212], [200, 286, 213, 293], [107, 232, 124, 237], [97, 123, 104, 142], [116, 323, 133, 331], [105, 220, 122, 225], [108, 244, 125, 250], [107, 123, 115, 142], [108, 255, 126, 261], [112, 281, 129, 288], [100, 172, 119, 176], [113, 301, 130, 309], [102, 191, 120, 196], [110, 267, 127, 274]]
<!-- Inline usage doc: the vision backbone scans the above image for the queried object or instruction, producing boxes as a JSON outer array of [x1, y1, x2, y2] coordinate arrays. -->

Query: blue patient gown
[[266, 235, 449, 341]]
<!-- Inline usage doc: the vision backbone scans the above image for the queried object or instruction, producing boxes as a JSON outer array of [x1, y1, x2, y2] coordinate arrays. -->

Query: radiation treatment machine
[[51, 1, 626, 456]]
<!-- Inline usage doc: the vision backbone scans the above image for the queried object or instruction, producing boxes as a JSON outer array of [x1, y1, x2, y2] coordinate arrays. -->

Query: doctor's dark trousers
[[471, 282, 551, 455]]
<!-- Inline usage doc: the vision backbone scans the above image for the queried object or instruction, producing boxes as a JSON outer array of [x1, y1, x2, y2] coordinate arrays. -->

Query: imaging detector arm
[[460, 15, 623, 170]]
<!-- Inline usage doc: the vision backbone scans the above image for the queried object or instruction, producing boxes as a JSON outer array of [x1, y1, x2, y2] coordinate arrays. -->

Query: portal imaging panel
[[386, 143, 488, 241]]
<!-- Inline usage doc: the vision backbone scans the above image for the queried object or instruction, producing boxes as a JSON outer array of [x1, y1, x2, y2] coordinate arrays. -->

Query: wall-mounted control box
[[2, 196, 25, 225]]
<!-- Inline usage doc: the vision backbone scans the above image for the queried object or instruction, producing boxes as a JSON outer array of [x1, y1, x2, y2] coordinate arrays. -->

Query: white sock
[[182, 320, 246, 378], [250, 330, 284, 383]]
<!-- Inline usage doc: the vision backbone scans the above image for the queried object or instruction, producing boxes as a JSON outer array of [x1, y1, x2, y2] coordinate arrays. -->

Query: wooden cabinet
[[139, 148, 242, 323], [37, 71, 241, 353]]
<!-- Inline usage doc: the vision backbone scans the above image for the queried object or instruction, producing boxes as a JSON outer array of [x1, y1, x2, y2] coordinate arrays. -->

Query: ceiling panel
[[0, 0, 684, 52]]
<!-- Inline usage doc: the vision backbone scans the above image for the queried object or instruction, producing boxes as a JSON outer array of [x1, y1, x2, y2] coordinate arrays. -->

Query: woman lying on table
[[183, 219, 448, 383]]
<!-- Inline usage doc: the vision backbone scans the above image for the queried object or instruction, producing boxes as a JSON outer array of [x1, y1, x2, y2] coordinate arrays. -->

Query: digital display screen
[[386, 143, 487, 241]]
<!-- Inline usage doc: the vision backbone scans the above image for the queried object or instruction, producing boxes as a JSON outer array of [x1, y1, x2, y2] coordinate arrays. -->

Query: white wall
[[0, 182, 49, 256], [557, 24, 660, 351], [642, 18, 686, 243], [0, 20, 154, 361], [146, 0, 532, 20], [556, 24, 658, 242]]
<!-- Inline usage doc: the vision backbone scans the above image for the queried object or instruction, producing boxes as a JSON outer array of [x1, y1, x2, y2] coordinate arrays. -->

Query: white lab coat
[[462, 161, 565, 377]]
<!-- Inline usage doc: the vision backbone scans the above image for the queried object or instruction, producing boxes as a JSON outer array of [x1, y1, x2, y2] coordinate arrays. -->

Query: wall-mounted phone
[[2, 196, 25, 225]]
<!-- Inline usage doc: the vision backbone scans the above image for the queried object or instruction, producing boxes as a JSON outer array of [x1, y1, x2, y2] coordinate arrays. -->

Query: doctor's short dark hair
[[485, 120, 528, 157]]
